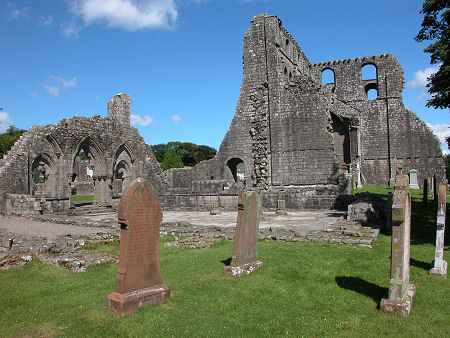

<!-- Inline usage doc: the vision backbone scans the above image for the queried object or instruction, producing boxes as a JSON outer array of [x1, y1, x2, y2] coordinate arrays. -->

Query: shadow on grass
[[335, 276, 387, 306], [410, 258, 431, 271], [352, 186, 449, 246], [221, 257, 232, 266]]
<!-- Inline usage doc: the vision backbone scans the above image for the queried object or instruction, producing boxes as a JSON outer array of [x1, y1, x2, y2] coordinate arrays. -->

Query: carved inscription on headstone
[[380, 174, 416, 317], [429, 184, 447, 278], [107, 178, 170, 316], [223, 190, 263, 277]]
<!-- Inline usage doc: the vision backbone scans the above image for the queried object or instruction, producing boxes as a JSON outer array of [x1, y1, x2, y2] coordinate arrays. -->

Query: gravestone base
[[275, 209, 288, 215], [106, 284, 170, 316], [223, 261, 263, 277], [380, 284, 416, 317], [429, 260, 448, 278]]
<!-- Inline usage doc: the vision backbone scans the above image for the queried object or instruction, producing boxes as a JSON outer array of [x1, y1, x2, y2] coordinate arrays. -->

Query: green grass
[[71, 194, 94, 205], [1, 186, 449, 337]]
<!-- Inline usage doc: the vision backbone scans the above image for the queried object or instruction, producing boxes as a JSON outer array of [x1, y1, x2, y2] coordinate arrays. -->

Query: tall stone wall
[[160, 14, 444, 209], [311, 55, 445, 185]]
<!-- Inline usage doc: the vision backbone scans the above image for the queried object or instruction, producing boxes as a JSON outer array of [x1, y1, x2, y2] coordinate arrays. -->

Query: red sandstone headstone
[[223, 190, 263, 277], [429, 184, 447, 278], [380, 173, 416, 317], [106, 178, 170, 316]]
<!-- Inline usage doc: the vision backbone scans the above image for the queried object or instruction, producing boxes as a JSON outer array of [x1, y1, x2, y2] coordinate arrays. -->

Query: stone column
[[380, 173, 416, 317], [429, 184, 447, 278]]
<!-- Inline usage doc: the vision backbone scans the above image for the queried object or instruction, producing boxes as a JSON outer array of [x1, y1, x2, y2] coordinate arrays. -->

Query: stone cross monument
[[429, 184, 447, 278], [223, 190, 263, 277], [380, 173, 416, 317], [106, 178, 170, 316]]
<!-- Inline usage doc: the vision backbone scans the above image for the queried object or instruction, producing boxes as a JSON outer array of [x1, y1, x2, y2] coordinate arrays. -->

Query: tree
[[415, 0, 450, 109], [160, 148, 184, 171], [151, 142, 217, 167], [152, 143, 167, 163], [0, 125, 26, 159]]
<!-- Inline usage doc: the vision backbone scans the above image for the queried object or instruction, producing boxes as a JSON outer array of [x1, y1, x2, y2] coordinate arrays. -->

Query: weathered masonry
[[0, 94, 165, 215], [160, 14, 444, 209], [0, 14, 445, 214]]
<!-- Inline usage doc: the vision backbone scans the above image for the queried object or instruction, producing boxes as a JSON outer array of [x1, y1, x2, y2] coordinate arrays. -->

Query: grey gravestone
[[380, 174, 416, 317], [223, 190, 263, 277], [276, 199, 288, 215], [408, 169, 419, 189], [106, 178, 170, 316], [429, 184, 447, 278]]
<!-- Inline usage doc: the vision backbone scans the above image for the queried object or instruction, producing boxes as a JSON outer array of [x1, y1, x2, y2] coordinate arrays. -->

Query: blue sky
[[1, 0, 448, 153]]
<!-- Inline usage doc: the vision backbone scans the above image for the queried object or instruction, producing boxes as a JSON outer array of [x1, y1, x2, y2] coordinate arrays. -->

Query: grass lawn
[[71, 194, 94, 206], [1, 186, 449, 337]]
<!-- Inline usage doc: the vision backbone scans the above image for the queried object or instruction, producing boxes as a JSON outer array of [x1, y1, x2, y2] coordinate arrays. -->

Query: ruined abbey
[[0, 14, 445, 215]]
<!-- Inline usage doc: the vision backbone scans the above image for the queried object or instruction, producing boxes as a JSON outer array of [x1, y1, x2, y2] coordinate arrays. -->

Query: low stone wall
[[3, 194, 70, 216], [3, 194, 42, 217], [159, 184, 341, 210], [159, 193, 238, 210]]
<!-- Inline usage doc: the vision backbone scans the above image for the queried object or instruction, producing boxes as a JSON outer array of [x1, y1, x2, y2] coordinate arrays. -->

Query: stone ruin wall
[[0, 14, 445, 215], [159, 14, 444, 210], [160, 15, 352, 210], [0, 94, 166, 215], [311, 54, 445, 186]]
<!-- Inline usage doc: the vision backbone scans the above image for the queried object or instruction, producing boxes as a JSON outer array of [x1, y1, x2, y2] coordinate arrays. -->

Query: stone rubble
[[0, 228, 118, 272]]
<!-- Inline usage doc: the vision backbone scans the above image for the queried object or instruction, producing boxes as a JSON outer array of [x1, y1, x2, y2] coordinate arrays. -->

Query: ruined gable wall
[[311, 55, 445, 185], [216, 15, 340, 189], [261, 15, 339, 187]]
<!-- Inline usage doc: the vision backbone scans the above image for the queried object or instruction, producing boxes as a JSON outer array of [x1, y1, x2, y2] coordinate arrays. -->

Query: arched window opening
[[227, 158, 245, 183], [365, 83, 378, 100], [361, 63, 377, 80], [322, 68, 335, 85], [284, 66, 288, 75], [286, 38, 290, 47], [367, 89, 378, 100], [31, 154, 55, 197]]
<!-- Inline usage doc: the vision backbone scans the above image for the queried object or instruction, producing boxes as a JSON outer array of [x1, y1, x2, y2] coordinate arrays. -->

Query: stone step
[[73, 204, 114, 216]]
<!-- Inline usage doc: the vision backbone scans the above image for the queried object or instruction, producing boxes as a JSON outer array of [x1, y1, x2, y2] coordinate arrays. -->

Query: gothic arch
[[45, 133, 63, 158], [112, 143, 135, 195], [30, 153, 57, 197], [72, 135, 108, 177], [72, 135, 110, 206]]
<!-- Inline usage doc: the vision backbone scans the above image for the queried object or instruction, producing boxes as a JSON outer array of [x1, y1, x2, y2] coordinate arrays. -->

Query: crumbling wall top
[[107, 93, 131, 127]]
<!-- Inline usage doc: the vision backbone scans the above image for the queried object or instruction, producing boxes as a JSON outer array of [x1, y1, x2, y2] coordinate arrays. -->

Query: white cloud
[[427, 123, 450, 153], [0, 112, 11, 133], [7, 3, 29, 20], [39, 15, 54, 26], [171, 114, 181, 124], [61, 22, 81, 39], [69, 0, 178, 31], [44, 76, 77, 96], [408, 65, 440, 101], [44, 85, 61, 97], [50, 76, 77, 89], [131, 114, 154, 127], [29, 92, 38, 98]]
